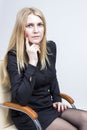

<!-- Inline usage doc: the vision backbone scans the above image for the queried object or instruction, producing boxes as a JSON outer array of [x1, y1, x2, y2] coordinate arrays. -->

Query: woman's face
[[25, 13, 44, 45]]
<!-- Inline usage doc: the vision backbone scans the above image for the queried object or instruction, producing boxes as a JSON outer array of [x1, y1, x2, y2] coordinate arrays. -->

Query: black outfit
[[7, 41, 62, 130]]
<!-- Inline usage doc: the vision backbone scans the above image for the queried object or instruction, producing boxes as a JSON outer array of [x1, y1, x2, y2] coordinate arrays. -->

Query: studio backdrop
[[0, 0, 87, 110]]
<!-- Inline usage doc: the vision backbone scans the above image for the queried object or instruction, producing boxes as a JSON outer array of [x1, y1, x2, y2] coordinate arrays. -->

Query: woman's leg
[[46, 117, 77, 130], [61, 108, 87, 130]]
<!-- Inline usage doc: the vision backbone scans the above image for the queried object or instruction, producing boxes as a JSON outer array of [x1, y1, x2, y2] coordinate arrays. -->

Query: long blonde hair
[[2, 7, 49, 88]]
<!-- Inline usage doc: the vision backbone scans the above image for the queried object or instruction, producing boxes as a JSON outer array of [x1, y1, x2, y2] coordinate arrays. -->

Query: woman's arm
[[47, 41, 62, 102], [7, 51, 37, 105], [50, 77, 62, 103], [48, 41, 69, 112]]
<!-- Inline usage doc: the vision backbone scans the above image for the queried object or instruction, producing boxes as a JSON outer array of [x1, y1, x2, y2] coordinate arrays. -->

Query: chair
[[0, 60, 76, 130]]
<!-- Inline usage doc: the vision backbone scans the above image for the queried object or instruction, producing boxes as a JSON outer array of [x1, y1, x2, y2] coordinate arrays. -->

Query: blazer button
[[48, 89, 50, 92]]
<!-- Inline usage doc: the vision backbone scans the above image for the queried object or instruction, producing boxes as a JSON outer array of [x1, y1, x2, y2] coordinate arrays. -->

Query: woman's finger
[[25, 37, 30, 49], [57, 102, 61, 112]]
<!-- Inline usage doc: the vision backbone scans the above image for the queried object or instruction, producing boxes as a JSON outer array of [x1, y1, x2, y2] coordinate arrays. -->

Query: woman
[[3, 7, 87, 130]]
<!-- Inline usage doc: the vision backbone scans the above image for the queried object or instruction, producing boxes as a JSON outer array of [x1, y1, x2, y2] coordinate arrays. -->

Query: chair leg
[[33, 119, 42, 130]]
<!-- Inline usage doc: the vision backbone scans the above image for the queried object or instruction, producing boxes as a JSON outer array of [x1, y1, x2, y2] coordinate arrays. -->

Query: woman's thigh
[[61, 108, 87, 129], [45, 117, 77, 130]]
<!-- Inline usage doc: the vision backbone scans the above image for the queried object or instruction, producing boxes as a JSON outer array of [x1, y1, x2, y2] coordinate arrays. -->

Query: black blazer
[[7, 41, 61, 113]]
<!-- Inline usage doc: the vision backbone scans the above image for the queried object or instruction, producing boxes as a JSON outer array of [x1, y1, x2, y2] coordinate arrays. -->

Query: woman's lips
[[32, 36, 40, 39]]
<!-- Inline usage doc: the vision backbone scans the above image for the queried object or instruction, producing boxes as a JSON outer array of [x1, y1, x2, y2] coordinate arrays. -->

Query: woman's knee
[[45, 118, 77, 130], [79, 110, 87, 124]]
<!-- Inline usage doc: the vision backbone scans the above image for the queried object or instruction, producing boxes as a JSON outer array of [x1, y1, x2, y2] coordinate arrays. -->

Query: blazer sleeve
[[48, 41, 62, 102], [7, 51, 37, 105], [50, 77, 62, 102]]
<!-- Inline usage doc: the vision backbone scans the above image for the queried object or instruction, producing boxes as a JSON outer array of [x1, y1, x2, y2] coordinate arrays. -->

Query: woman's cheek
[[24, 28, 29, 38]]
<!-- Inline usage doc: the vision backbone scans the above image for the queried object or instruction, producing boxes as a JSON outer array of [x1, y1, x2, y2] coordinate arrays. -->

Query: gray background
[[0, 0, 87, 110]]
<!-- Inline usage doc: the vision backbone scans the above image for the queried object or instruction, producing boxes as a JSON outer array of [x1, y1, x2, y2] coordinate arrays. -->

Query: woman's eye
[[26, 24, 33, 28], [26, 23, 44, 28], [38, 23, 44, 27]]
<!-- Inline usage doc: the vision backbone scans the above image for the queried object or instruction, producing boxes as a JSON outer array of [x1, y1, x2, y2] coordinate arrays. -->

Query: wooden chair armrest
[[1, 93, 75, 119], [2, 102, 38, 120], [60, 93, 74, 104]]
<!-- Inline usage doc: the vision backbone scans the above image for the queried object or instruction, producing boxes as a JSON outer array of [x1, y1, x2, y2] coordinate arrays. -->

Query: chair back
[[0, 60, 17, 129]]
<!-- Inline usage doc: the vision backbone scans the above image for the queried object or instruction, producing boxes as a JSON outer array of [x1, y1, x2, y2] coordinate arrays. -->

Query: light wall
[[0, 0, 87, 110]]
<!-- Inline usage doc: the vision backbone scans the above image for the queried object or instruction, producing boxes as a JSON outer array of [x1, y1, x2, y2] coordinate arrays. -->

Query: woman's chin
[[34, 42, 40, 45], [30, 42, 40, 45]]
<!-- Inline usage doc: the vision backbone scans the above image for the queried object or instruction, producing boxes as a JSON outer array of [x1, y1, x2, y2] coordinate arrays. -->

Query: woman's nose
[[33, 25, 38, 32]]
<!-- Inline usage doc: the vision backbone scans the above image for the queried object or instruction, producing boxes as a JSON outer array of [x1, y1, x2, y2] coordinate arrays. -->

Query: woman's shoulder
[[7, 50, 17, 64], [47, 40, 56, 47], [8, 50, 16, 59], [47, 40, 57, 53], [8, 50, 16, 55]]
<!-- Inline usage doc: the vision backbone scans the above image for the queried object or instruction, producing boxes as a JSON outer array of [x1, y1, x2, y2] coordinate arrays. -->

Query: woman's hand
[[53, 102, 69, 112], [25, 37, 40, 66]]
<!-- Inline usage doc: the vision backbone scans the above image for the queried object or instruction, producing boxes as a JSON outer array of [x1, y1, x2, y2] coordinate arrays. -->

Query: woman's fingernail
[[58, 109, 60, 112]]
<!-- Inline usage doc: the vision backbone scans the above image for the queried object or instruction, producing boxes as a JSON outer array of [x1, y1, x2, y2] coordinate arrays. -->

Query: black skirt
[[12, 106, 61, 130]]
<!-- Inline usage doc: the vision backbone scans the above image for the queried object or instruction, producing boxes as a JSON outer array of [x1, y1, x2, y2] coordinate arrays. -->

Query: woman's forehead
[[27, 14, 43, 23]]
